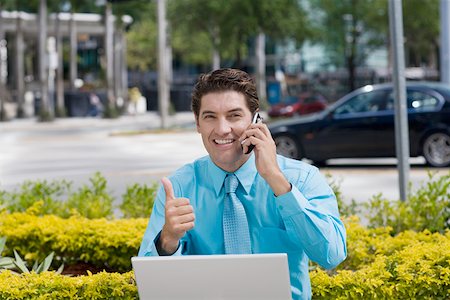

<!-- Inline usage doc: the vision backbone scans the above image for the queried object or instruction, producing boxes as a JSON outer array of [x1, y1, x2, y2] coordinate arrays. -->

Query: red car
[[268, 93, 328, 117]]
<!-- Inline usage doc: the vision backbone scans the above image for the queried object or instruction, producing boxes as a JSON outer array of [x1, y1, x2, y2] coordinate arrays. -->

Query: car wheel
[[422, 132, 450, 167], [274, 135, 301, 159]]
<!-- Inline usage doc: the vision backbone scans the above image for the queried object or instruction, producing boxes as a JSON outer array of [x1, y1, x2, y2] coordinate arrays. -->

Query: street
[[0, 113, 448, 206]]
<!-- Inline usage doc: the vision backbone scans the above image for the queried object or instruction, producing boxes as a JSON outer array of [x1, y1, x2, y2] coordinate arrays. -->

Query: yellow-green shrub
[[311, 217, 450, 298], [0, 212, 147, 272], [0, 270, 137, 299], [341, 216, 450, 271]]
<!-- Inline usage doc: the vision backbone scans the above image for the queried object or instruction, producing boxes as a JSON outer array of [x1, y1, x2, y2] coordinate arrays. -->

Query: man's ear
[[195, 115, 200, 132]]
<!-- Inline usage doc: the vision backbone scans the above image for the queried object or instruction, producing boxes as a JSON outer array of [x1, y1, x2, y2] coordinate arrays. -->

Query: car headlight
[[280, 106, 294, 114]]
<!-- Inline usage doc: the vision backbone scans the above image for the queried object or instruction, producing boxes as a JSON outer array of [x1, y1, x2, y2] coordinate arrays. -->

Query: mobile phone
[[243, 112, 262, 154]]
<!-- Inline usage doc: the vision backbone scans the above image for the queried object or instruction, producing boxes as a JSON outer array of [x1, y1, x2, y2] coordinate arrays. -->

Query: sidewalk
[[0, 112, 197, 132]]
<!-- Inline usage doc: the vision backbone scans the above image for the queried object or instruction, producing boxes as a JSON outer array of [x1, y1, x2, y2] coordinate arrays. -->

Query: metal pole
[[388, 0, 410, 201], [157, 0, 169, 129], [441, 0, 450, 84]]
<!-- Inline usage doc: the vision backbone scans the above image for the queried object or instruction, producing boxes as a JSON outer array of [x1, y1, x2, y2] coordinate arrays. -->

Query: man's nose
[[215, 118, 232, 135]]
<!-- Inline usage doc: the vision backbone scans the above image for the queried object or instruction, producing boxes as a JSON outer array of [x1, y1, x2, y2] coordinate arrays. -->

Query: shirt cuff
[[152, 231, 183, 256]]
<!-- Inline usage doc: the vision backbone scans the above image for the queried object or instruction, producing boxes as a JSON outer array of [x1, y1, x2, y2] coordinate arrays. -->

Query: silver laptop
[[131, 254, 292, 300]]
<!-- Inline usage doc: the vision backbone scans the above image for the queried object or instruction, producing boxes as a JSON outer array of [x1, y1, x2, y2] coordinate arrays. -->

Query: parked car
[[269, 82, 450, 167], [268, 93, 327, 117]]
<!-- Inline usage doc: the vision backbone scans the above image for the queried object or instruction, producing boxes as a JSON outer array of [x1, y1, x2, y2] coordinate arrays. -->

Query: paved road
[[0, 113, 448, 206]]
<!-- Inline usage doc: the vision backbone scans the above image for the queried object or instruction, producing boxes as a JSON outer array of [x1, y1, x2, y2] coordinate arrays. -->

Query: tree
[[309, 0, 388, 92], [166, 0, 310, 70], [167, 0, 230, 70], [126, 5, 158, 71], [402, 0, 439, 68]]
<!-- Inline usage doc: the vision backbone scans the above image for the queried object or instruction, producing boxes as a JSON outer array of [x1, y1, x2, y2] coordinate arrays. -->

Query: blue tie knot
[[225, 174, 238, 194]]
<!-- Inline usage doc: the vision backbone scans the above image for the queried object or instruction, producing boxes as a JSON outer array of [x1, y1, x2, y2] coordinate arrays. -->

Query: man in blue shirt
[[139, 68, 347, 299]]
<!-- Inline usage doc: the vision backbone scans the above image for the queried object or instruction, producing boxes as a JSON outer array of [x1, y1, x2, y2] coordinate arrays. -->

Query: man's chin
[[210, 152, 248, 170]]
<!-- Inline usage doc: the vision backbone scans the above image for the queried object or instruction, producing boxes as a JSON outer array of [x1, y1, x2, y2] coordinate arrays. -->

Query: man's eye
[[204, 115, 215, 119]]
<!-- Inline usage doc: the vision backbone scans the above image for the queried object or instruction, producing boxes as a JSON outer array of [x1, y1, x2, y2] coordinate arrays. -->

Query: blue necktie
[[223, 174, 251, 254]]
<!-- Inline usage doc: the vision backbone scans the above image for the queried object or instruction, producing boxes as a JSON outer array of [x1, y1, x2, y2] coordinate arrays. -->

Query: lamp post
[[389, 0, 410, 202]]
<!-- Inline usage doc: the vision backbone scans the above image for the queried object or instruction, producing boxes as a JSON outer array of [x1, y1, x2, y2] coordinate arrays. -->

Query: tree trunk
[[69, 12, 77, 90], [104, 2, 117, 117], [55, 12, 65, 117], [15, 13, 25, 117], [0, 5, 6, 121], [211, 25, 220, 70], [157, 0, 169, 128], [38, 0, 52, 121], [255, 32, 267, 109]]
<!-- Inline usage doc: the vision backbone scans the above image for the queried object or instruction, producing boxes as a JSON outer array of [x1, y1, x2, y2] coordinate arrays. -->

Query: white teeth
[[215, 139, 234, 145]]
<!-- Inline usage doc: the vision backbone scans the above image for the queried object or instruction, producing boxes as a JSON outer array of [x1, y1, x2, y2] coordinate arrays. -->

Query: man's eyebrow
[[228, 108, 245, 114], [201, 110, 216, 116], [200, 108, 244, 116]]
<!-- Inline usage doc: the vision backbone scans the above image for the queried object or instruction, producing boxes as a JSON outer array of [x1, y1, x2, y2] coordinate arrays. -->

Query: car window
[[334, 90, 387, 115], [408, 91, 440, 110], [386, 90, 440, 111]]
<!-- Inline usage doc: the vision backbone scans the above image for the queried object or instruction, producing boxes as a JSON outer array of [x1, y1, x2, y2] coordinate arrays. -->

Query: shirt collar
[[207, 154, 257, 197]]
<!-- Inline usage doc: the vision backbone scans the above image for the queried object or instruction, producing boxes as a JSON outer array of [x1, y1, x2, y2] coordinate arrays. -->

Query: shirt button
[[278, 205, 283, 210]]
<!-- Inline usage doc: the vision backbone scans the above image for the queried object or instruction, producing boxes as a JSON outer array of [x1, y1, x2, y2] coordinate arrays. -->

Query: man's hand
[[158, 177, 195, 255], [239, 123, 291, 196]]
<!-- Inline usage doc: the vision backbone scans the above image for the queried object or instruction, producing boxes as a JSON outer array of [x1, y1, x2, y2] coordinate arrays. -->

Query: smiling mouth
[[214, 139, 235, 145]]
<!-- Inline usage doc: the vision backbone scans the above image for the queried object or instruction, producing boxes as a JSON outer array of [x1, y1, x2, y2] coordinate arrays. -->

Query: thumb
[[161, 177, 175, 201]]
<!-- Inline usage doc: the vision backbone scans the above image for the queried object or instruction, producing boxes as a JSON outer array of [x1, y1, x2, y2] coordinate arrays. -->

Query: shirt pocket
[[254, 227, 298, 253]]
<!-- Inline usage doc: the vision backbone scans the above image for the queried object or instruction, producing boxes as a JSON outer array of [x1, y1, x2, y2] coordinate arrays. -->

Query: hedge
[[0, 212, 147, 272], [0, 271, 137, 299], [1, 213, 450, 298], [340, 216, 450, 271], [310, 217, 450, 298], [311, 238, 450, 299]]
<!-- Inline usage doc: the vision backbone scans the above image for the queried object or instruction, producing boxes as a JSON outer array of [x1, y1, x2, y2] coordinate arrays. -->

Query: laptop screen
[[132, 254, 292, 300]]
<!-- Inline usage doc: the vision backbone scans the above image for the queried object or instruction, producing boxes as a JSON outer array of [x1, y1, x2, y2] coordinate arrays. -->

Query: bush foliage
[[312, 221, 450, 298], [0, 212, 147, 272], [364, 171, 450, 234], [0, 172, 156, 219], [0, 171, 448, 298], [0, 271, 137, 299]]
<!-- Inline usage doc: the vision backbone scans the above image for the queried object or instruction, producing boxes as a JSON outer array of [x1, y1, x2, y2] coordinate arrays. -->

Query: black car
[[269, 82, 450, 167]]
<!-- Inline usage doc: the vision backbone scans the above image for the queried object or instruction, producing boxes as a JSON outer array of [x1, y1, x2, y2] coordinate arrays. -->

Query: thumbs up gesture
[[159, 177, 195, 255]]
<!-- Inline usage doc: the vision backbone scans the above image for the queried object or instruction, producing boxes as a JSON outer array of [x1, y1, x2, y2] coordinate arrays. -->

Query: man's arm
[[138, 177, 195, 256], [239, 122, 291, 196], [276, 167, 347, 269], [240, 122, 346, 269]]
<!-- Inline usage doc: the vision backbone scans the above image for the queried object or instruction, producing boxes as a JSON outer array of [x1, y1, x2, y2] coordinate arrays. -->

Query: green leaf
[[56, 263, 65, 275], [0, 257, 15, 269], [0, 237, 6, 254], [36, 252, 54, 273], [32, 260, 39, 271], [13, 250, 29, 273]]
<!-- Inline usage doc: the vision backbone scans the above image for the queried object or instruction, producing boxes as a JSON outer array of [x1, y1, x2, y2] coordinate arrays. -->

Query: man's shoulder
[[276, 154, 318, 173], [170, 155, 210, 180]]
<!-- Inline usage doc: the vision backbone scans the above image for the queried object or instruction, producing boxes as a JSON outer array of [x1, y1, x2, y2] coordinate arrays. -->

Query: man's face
[[196, 91, 253, 172]]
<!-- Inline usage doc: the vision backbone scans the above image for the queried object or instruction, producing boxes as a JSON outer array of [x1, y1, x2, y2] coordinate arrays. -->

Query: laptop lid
[[131, 254, 292, 300]]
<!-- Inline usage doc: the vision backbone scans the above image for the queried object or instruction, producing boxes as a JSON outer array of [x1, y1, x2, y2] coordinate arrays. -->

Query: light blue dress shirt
[[138, 154, 347, 300]]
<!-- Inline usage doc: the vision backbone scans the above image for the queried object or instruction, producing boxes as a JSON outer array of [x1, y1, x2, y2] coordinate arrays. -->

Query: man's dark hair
[[191, 68, 259, 117]]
